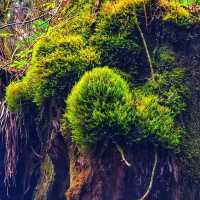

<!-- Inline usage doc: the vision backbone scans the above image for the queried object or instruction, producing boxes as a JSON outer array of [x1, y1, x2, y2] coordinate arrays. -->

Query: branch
[[138, 147, 158, 200], [116, 144, 131, 167], [0, 13, 49, 30], [47, 0, 64, 24]]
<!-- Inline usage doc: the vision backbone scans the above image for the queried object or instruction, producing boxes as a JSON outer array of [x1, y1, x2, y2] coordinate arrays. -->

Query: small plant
[[64, 67, 135, 147]]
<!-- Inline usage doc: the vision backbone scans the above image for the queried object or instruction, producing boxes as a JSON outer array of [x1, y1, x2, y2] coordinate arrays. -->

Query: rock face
[[0, 1, 200, 200]]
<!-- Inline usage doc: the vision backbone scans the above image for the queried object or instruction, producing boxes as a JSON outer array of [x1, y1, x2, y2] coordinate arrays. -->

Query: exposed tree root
[[138, 148, 158, 200], [134, 14, 155, 80], [116, 144, 131, 167]]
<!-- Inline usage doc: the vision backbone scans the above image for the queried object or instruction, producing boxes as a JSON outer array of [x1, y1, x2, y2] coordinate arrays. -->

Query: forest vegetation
[[0, 0, 200, 200]]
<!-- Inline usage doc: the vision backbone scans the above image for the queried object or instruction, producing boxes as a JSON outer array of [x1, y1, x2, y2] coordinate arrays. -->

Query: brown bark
[[66, 143, 200, 200]]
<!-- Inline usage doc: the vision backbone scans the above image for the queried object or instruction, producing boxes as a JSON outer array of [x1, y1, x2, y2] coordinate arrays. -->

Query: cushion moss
[[64, 67, 135, 147]]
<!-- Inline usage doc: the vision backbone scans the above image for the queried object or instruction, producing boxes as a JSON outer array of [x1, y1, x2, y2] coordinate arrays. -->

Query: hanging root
[[116, 144, 131, 167], [134, 13, 155, 80], [138, 147, 158, 200], [0, 100, 28, 189]]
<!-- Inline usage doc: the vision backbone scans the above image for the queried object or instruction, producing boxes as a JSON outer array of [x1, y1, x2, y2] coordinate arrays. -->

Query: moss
[[5, 0, 101, 110], [159, 0, 191, 25], [6, 81, 29, 112], [27, 34, 100, 106], [64, 67, 135, 147], [102, 0, 146, 15], [133, 68, 188, 148], [134, 90, 182, 148], [64, 66, 187, 149], [146, 69, 188, 114], [154, 46, 176, 72], [7, 0, 193, 111], [6, 34, 100, 110], [89, 0, 148, 80], [5, 0, 189, 152]]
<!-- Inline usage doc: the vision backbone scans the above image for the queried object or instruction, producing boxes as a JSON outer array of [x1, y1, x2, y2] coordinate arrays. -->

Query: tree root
[[134, 14, 155, 80], [138, 148, 158, 200], [116, 144, 131, 167]]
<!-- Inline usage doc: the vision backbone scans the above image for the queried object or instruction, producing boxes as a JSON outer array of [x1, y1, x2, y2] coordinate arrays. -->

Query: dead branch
[[0, 12, 49, 30]]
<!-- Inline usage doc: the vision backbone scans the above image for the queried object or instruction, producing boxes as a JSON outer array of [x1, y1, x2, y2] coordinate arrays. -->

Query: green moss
[[155, 46, 176, 72], [143, 68, 188, 114], [134, 90, 182, 148], [27, 34, 100, 106], [133, 68, 188, 148], [64, 67, 135, 147], [6, 34, 100, 110], [91, 0, 145, 78], [159, 0, 191, 25], [6, 81, 29, 112], [64, 66, 187, 149], [5, 0, 189, 152], [5, 0, 101, 111]]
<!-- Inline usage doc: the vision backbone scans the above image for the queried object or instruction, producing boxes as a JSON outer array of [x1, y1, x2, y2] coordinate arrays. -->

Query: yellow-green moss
[[6, 81, 29, 112], [155, 46, 176, 72], [5, 0, 189, 151], [134, 90, 182, 148], [159, 0, 191, 25], [102, 0, 146, 15], [6, 33, 100, 110], [64, 67, 134, 147], [6, 0, 193, 111], [133, 68, 188, 148]]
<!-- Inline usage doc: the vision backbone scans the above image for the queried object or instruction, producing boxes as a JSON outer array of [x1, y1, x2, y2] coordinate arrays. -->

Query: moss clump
[[143, 68, 188, 114], [6, 81, 29, 112], [154, 46, 176, 72], [5, 0, 188, 151], [6, 34, 100, 110], [64, 66, 187, 149], [134, 68, 188, 148], [26, 34, 100, 106], [90, 0, 146, 79], [135, 91, 182, 148], [159, 0, 191, 25], [5, 0, 101, 111], [64, 67, 135, 147]]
